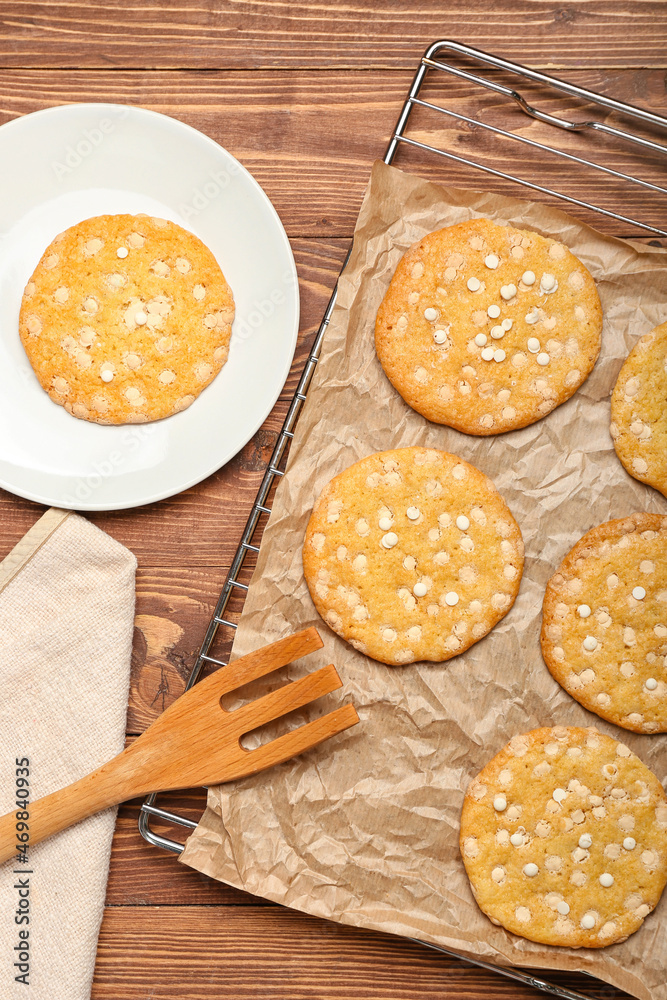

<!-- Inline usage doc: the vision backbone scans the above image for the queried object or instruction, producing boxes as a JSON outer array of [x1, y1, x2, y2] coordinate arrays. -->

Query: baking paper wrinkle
[[181, 161, 667, 1000]]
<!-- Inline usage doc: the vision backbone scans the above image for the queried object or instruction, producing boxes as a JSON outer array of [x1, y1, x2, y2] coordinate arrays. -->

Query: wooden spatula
[[0, 628, 358, 865]]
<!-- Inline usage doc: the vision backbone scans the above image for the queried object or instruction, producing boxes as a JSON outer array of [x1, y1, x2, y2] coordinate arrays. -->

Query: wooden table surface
[[2, 3, 666, 997]]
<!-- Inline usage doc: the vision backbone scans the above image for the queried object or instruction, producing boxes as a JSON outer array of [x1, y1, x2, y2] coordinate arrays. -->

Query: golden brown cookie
[[375, 218, 602, 435], [460, 726, 667, 948], [541, 514, 667, 734], [19, 214, 235, 424], [611, 321, 667, 499], [303, 447, 524, 665]]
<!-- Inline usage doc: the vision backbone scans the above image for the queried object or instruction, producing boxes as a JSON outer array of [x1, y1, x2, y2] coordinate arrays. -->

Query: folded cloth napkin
[[0, 508, 136, 1000]]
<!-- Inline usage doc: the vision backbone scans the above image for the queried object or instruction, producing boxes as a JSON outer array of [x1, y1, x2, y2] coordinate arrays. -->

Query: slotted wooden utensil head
[[124, 626, 359, 791], [0, 628, 359, 865]]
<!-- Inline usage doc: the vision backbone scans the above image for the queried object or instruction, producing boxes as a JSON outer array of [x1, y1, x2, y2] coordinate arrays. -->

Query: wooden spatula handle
[[0, 750, 143, 866]]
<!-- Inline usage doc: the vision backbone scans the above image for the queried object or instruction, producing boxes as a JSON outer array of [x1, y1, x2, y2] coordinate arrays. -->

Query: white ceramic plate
[[0, 103, 299, 510]]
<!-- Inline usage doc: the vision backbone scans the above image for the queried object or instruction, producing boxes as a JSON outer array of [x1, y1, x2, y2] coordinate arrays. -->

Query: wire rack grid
[[138, 39, 667, 1000]]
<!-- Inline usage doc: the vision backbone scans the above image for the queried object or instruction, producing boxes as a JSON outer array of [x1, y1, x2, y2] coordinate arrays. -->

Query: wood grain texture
[[0, 14, 664, 993], [1, 0, 666, 71], [92, 905, 633, 998], [107, 790, 254, 905], [0, 69, 664, 237]]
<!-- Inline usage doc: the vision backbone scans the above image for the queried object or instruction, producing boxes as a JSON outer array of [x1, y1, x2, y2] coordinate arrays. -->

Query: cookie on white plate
[[19, 213, 234, 424]]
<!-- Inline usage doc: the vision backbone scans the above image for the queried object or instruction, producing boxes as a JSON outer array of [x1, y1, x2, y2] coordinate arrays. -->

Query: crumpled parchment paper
[[180, 161, 667, 1000]]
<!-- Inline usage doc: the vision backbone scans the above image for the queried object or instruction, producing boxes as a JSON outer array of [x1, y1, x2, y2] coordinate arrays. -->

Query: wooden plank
[[92, 905, 632, 998], [1, 0, 666, 71], [107, 790, 266, 905], [0, 69, 664, 237]]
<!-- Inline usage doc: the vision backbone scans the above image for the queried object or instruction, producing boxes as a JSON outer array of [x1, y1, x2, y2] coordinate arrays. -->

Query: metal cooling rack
[[139, 40, 667, 1000]]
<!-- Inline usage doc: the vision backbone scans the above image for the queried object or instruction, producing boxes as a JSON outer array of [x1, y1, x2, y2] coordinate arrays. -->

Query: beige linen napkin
[[0, 508, 136, 1000]]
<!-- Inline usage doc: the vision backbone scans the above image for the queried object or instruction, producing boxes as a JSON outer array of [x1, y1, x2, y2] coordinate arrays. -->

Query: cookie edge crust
[[303, 446, 524, 666]]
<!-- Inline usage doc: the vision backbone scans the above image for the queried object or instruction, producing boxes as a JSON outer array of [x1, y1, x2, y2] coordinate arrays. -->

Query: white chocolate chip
[[557, 901, 570, 916], [581, 914, 596, 930], [484, 254, 499, 269], [434, 330, 448, 344], [578, 833, 592, 849], [633, 586, 646, 600], [493, 795, 507, 812], [100, 370, 113, 383], [490, 325, 504, 340], [623, 837, 636, 850], [481, 347, 494, 361], [456, 515, 470, 530], [552, 787, 567, 803], [500, 284, 516, 300], [523, 863, 538, 877], [381, 532, 398, 549], [135, 310, 148, 326], [424, 307, 438, 321], [536, 352, 550, 366], [522, 270, 536, 285], [84, 237, 103, 256], [445, 591, 459, 606], [493, 349, 506, 362], [406, 507, 420, 520], [599, 873, 614, 887], [474, 333, 487, 347], [467, 277, 481, 292], [501, 318, 512, 331], [577, 604, 591, 618], [540, 272, 557, 293], [526, 337, 540, 354], [413, 582, 427, 598], [487, 304, 500, 319], [378, 516, 393, 531], [583, 636, 598, 651], [510, 832, 523, 847], [116, 247, 128, 258], [645, 677, 658, 691]]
